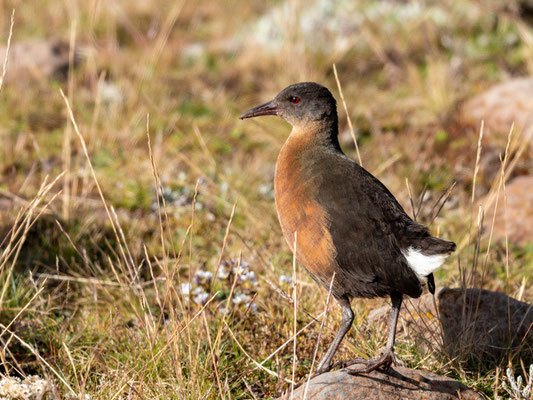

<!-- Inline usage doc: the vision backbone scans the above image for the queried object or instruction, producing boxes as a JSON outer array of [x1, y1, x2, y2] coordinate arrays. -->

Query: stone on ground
[[479, 175, 533, 244], [0, 39, 79, 84], [368, 287, 533, 363], [280, 366, 483, 400], [458, 77, 533, 149]]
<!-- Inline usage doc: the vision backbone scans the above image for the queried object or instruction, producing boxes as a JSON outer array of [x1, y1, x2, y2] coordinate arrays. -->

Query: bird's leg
[[315, 296, 354, 374], [345, 292, 403, 374]]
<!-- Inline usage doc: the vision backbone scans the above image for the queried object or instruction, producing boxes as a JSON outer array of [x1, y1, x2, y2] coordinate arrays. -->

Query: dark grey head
[[240, 82, 337, 127]]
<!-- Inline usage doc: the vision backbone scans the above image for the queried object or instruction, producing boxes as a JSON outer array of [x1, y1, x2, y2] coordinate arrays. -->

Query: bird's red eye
[[290, 96, 300, 104]]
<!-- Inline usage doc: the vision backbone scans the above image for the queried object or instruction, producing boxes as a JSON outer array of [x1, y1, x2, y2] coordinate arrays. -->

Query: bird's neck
[[275, 117, 341, 186], [289, 116, 341, 152]]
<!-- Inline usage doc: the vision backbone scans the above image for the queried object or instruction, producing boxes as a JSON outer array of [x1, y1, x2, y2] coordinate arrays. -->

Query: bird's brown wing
[[361, 165, 456, 257], [314, 155, 425, 299]]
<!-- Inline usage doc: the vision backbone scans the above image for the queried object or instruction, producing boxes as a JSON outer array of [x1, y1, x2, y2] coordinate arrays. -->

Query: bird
[[240, 82, 456, 375]]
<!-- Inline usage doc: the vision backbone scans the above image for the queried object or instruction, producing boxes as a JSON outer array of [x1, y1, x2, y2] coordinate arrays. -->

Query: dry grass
[[0, 0, 532, 399]]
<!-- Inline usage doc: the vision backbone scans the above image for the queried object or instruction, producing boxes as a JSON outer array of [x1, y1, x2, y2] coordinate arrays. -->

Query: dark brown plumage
[[240, 82, 455, 375]]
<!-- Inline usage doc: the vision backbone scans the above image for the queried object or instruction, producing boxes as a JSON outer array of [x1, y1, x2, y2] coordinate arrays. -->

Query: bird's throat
[[289, 117, 340, 150]]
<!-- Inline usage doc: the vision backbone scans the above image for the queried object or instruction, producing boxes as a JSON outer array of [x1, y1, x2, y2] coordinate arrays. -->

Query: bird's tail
[[416, 236, 456, 256], [427, 273, 436, 294], [422, 237, 455, 295], [404, 236, 456, 295]]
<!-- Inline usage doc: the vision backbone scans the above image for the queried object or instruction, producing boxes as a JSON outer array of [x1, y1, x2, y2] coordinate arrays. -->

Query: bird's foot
[[314, 360, 335, 375], [343, 349, 398, 375], [312, 357, 347, 376], [374, 345, 404, 367]]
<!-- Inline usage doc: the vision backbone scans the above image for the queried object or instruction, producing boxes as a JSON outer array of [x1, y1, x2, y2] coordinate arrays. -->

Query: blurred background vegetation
[[0, 0, 532, 398]]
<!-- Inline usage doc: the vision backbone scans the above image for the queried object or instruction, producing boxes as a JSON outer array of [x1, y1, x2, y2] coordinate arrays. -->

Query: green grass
[[0, 0, 532, 398]]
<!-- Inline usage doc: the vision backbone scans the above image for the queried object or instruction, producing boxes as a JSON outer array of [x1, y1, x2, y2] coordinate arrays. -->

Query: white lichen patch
[[0, 375, 50, 400]]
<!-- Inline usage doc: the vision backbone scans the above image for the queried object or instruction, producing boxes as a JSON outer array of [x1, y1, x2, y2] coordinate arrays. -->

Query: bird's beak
[[240, 100, 278, 120]]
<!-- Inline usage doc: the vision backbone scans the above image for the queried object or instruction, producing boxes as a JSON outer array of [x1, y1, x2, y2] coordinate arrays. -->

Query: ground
[[0, 1, 532, 399]]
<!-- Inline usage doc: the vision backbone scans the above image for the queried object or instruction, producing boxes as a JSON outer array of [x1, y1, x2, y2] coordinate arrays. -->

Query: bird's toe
[[390, 353, 404, 367], [345, 351, 397, 375], [316, 362, 332, 375]]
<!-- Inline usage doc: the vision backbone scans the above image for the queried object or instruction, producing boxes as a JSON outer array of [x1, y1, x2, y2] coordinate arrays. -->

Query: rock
[[453, 78, 533, 192], [479, 175, 533, 244], [458, 78, 533, 149], [281, 366, 483, 400], [368, 287, 533, 364], [0, 38, 80, 84]]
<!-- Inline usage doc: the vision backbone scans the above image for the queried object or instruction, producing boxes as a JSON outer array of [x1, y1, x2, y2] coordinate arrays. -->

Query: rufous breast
[[274, 129, 337, 285]]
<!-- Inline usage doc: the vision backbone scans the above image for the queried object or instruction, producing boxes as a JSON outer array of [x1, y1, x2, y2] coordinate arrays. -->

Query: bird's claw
[[313, 358, 349, 376], [343, 350, 398, 375], [390, 354, 404, 367]]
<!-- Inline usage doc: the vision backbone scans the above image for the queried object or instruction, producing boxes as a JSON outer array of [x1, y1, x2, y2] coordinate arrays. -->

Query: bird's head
[[240, 82, 337, 129]]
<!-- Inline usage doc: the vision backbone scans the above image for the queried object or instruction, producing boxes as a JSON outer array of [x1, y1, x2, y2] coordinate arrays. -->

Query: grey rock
[[281, 366, 484, 400], [0, 38, 80, 84], [368, 287, 533, 363]]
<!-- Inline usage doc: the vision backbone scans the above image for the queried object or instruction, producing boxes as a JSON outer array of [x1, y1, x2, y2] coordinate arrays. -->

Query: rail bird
[[240, 82, 455, 374]]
